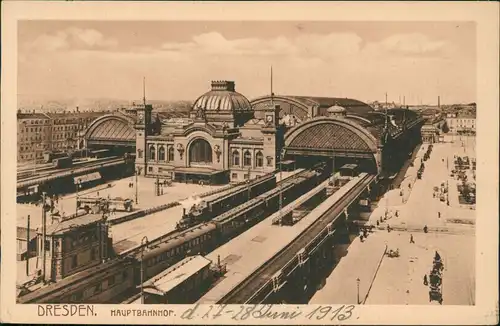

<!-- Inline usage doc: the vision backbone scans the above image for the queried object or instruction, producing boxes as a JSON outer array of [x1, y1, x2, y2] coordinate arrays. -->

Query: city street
[[369, 140, 476, 230], [364, 232, 475, 305], [365, 138, 476, 305], [312, 138, 477, 305]]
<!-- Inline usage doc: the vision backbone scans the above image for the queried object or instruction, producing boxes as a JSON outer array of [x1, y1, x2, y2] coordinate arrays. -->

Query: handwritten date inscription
[[181, 304, 355, 322]]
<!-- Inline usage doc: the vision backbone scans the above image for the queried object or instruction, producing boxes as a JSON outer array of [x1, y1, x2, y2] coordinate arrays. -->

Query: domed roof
[[327, 104, 346, 113], [192, 81, 252, 113]]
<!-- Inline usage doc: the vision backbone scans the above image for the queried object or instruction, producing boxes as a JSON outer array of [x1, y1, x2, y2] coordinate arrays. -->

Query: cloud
[[159, 31, 453, 63], [362, 33, 450, 58], [26, 27, 118, 52], [18, 28, 473, 104], [161, 31, 362, 60]]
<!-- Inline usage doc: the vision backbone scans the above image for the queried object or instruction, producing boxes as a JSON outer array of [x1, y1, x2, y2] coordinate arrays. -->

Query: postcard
[[1, 1, 498, 324]]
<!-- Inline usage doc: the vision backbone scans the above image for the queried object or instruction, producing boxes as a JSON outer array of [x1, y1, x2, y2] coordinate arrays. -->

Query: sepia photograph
[[1, 1, 498, 325]]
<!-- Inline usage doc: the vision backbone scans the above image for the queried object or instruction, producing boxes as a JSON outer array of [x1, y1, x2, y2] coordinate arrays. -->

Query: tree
[[441, 121, 450, 134]]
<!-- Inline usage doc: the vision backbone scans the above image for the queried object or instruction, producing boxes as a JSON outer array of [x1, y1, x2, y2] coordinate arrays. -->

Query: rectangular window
[[71, 255, 78, 268], [232, 173, 238, 180], [148, 166, 153, 172]]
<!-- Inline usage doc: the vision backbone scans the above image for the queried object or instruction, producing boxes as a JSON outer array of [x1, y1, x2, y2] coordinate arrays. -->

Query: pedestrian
[[423, 225, 428, 233], [438, 211, 441, 218], [376, 220, 380, 226], [435, 251, 441, 261], [161, 188, 164, 195], [410, 234, 415, 243], [424, 274, 428, 285]]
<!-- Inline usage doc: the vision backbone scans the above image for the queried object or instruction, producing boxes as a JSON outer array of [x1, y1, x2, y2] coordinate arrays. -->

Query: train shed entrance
[[283, 117, 381, 175]]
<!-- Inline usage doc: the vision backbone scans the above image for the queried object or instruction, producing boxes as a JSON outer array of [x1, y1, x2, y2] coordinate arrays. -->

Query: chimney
[[438, 96, 441, 109]]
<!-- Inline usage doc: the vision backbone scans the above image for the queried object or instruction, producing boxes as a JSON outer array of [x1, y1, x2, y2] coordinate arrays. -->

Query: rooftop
[[192, 80, 252, 114], [17, 112, 50, 120], [143, 255, 212, 295], [41, 213, 104, 235]]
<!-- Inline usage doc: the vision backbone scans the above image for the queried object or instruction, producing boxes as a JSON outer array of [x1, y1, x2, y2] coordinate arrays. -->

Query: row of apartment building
[[445, 111, 476, 134], [17, 109, 106, 164]]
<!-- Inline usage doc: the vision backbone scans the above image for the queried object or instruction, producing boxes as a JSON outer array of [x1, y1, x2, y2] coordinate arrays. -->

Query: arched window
[[168, 147, 174, 162], [256, 151, 264, 167], [189, 138, 212, 164], [232, 150, 240, 166], [243, 150, 252, 167], [149, 145, 156, 161], [158, 146, 165, 161]]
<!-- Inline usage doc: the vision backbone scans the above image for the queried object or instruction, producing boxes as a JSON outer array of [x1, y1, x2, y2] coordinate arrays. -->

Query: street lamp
[[140, 236, 149, 304], [356, 277, 361, 304], [135, 167, 141, 204], [76, 180, 81, 216]]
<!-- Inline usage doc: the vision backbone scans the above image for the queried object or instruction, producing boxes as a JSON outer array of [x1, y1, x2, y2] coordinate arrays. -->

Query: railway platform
[[16, 176, 222, 230], [111, 169, 304, 255], [198, 173, 375, 304]]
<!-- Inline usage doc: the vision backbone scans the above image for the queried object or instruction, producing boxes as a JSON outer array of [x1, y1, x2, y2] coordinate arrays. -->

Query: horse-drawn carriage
[[428, 252, 444, 304], [429, 284, 443, 304], [386, 248, 400, 258]]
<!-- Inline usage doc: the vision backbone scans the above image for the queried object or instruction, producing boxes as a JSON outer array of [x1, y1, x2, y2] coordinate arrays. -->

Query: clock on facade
[[137, 112, 144, 123], [266, 115, 273, 122]]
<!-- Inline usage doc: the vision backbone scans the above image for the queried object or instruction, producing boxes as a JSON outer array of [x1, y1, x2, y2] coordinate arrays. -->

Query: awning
[[174, 167, 227, 176], [74, 172, 101, 184]]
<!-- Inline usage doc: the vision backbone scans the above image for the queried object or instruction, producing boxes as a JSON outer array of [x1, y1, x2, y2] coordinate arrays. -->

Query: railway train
[[52, 156, 73, 169], [176, 174, 277, 230], [43, 149, 114, 164], [17, 165, 327, 304]]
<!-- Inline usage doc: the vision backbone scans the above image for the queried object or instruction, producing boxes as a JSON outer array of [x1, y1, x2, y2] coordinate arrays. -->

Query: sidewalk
[[309, 233, 387, 304], [364, 232, 475, 305]]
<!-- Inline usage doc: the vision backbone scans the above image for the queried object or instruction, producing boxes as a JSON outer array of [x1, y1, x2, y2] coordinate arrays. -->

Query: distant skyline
[[18, 21, 476, 105]]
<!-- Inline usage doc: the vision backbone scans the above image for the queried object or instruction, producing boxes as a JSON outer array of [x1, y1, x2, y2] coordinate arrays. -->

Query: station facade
[[134, 81, 282, 184], [83, 80, 424, 185]]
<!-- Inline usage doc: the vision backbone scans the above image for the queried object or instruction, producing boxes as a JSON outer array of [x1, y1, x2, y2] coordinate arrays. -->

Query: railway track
[[19, 156, 121, 179], [117, 168, 317, 259], [17, 157, 124, 187], [218, 173, 374, 304]]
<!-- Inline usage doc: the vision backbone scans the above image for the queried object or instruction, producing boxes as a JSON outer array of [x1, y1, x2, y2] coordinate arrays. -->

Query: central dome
[[327, 104, 346, 113], [192, 81, 252, 113]]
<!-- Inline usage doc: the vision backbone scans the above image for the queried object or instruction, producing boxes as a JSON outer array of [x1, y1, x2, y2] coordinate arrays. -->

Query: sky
[[18, 21, 476, 105]]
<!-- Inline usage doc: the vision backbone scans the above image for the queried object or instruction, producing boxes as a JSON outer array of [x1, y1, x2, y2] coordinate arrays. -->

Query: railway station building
[[37, 213, 111, 283], [83, 79, 424, 184]]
